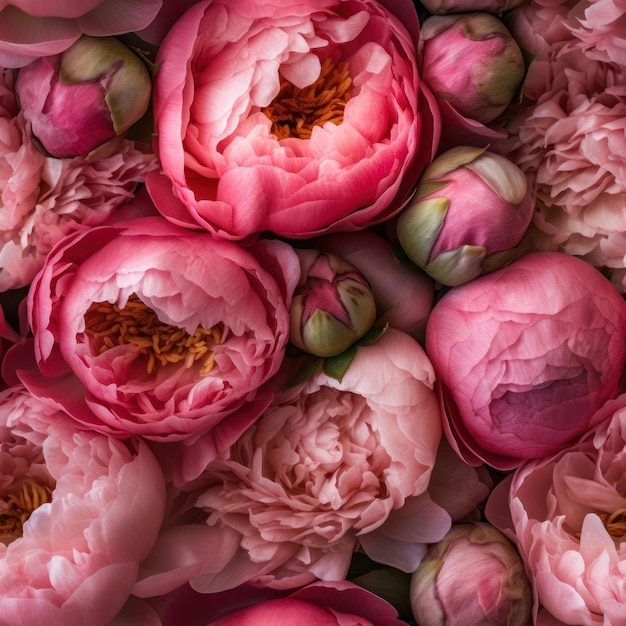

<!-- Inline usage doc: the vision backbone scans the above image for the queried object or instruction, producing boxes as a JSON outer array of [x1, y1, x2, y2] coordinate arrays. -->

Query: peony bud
[[289, 249, 377, 357], [410, 522, 532, 626], [420, 13, 525, 124], [419, 0, 525, 14], [396, 145, 534, 286], [16, 35, 152, 158]]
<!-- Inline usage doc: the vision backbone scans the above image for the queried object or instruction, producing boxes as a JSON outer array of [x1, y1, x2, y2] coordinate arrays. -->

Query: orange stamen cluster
[[0, 482, 53, 540], [599, 508, 626, 540], [84, 293, 222, 376], [262, 58, 352, 140]]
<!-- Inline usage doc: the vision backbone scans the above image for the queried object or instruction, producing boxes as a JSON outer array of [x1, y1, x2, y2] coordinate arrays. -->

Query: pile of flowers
[[0, 0, 625, 624]]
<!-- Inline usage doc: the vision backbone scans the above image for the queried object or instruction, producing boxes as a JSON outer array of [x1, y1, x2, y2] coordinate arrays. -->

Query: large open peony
[[0, 385, 166, 626], [134, 329, 456, 596], [146, 0, 440, 240], [10, 217, 300, 452]]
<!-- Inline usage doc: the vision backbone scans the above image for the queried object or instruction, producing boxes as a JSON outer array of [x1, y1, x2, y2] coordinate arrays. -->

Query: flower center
[[599, 509, 626, 540], [84, 293, 222, 375], [0, 482, 53, 543], [262, 58, 352, 140]]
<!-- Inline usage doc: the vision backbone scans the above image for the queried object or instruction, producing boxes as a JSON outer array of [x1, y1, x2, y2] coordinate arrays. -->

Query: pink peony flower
[[146, 0, 440, 240], [568, 0, 626, 65], [0, 67, 158, 292], [425, 251, 626, 470], [134, 329, 448, 596], [137, 580, 410, 626], [0, 385, 166, 626], [486, 393, 626, 625], [10, 216, 300, 449], [0, 0, 162, 68], [493, 35, 626, 291]]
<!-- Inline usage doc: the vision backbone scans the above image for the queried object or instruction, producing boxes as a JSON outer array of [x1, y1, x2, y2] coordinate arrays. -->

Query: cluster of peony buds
[[16, 35, 152, 158], [289, 249, 377, 358], [396, 145, 534, 286], [410, 522, 532, 626]]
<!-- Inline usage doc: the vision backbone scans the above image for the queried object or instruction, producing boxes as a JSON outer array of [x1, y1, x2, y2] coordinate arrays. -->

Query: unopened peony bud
[[289, 249, 377, 357], [396, 145, 534, 286], [16, 35, 152, 158], [420, 0, 525, 14], [420, 13, 525, 124], [410, 522, 532, 626]]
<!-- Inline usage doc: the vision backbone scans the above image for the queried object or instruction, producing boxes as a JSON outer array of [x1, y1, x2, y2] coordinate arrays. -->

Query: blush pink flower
[[487, 393, 626, 625], [146, 0, 440, 240], [494, 37, 626, 291], [134, 329, 449, 596], [0, 67, 158, 292], [425, 251, 626, 470], [11, 216, 299, 449], [568, 0, 626, 65], [0, 0, 162, 68], [0, 385, 166, 626]]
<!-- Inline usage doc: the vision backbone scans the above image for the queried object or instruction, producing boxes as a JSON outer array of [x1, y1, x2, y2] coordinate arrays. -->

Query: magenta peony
[[425, 251, 626, 470], [0, 0, 162, 68], [487, 393, 626, 625], [146, 0, 440, 240], [0, 67, 158, 292], [134, 329, 449, 596], [0, 385, 166, 626], [11, 216, 299, 449]]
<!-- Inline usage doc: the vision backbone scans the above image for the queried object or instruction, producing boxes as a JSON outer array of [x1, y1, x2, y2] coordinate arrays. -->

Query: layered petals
[[135, 329, 446, 595], [147, 0, 440, 240], [13, 216, 300, 445], [0, 386, 166, 626]]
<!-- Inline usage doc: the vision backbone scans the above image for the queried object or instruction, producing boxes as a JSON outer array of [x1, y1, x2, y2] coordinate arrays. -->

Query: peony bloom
[[493, 30, 626, 291], [136, 580, 410, 626], [425, 251, 626, 470], [486, 393, 626, 625], [134, 329, 448, 596], [0, 66, 158, 292], [0, 0, 162, 68], [146, 0, 440, 240], [10, 216, 300, 449], [0, 385, 166, 626]]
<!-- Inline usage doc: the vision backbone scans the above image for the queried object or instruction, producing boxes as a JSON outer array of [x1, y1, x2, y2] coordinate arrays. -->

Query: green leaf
[[357, 323, 388, 347], [323, 344, 358, 383]]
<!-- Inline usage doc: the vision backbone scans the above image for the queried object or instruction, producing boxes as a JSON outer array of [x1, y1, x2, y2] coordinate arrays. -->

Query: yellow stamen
[[599, 508, 626, 540], [262, 58, 352, 140], [84, 293, 222, 376], [0, 482, 53, 540]]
